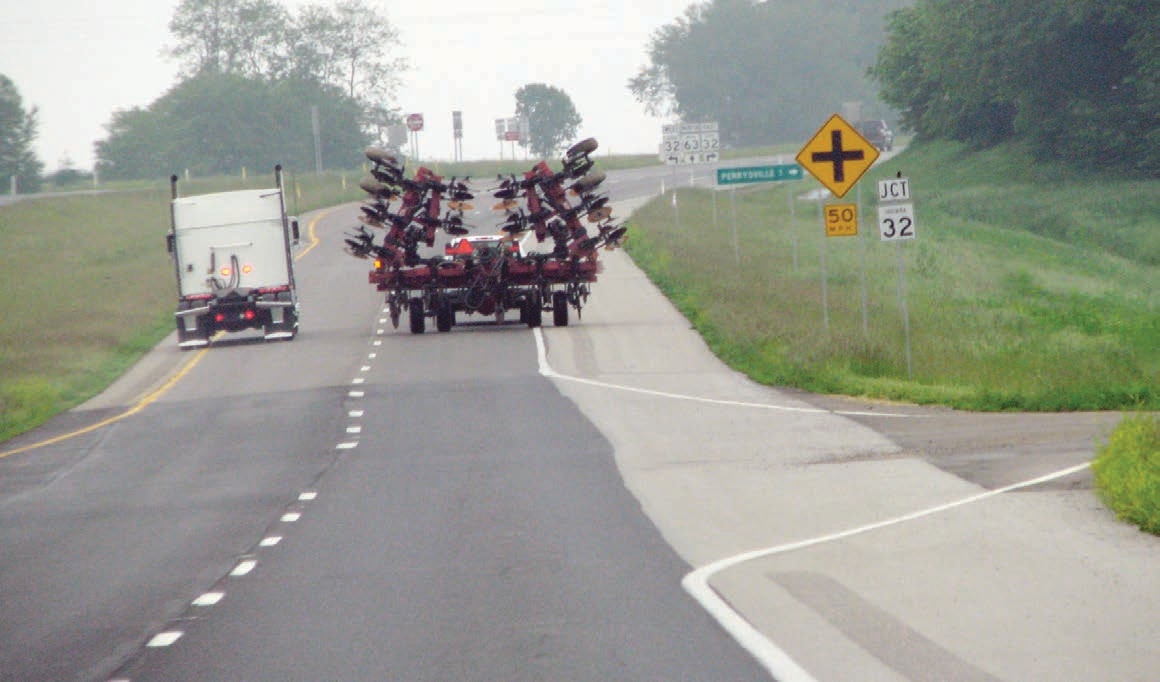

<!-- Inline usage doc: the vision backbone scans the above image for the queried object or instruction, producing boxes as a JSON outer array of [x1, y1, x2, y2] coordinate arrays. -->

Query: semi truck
[[166, 166, 300, 349]]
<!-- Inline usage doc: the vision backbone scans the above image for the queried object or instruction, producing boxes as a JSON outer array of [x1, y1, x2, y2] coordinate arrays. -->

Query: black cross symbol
[[811, 130, 863, 183]]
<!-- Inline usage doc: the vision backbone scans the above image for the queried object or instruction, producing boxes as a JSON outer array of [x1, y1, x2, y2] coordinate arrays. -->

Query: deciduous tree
[[514, 84, 582, 158], [0, 75, 43, 193]]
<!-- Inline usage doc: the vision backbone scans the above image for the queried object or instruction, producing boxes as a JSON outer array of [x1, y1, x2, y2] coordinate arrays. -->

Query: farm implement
[[343, 138, 627, 333]]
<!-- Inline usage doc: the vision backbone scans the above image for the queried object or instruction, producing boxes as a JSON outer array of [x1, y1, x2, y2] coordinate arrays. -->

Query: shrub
[[1092, 413, 1160, 535]]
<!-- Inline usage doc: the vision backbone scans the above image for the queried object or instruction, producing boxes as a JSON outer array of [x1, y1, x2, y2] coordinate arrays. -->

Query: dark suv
[[855, 120, 894, 151]]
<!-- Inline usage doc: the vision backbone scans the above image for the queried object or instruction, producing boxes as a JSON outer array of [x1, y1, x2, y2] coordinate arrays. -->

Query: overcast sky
[[0, 0, 698, 171]]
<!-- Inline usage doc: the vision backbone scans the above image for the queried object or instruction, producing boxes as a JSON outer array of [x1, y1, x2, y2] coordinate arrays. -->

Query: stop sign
[[406, 113, 424, 132]]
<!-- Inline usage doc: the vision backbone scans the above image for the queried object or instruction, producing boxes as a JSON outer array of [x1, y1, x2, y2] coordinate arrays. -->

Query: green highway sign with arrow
[[716, 164, 804, 186]]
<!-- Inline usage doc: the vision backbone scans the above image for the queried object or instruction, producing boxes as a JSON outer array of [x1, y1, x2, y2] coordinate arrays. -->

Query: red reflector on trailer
[[215, 313, 225, 322], [243, 309, 256, 321], [446, 239, 474, 256]]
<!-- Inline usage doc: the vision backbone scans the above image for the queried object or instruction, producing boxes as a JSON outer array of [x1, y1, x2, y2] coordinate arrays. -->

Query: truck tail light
[[242, 264, 253, 274]]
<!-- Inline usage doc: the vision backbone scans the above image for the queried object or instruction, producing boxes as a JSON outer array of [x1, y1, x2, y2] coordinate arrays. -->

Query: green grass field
[[624, 140, 1158, 412]]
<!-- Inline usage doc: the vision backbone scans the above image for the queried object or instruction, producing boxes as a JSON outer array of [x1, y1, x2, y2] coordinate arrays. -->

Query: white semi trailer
[[166, 166, 300, 349]]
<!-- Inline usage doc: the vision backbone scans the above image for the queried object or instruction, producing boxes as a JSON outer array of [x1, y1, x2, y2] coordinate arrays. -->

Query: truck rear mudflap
[[256, 291, 298, 341], [175, 300, 212, 349]]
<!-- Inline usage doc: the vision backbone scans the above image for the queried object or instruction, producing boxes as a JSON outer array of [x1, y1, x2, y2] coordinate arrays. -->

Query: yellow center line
[[0, 205, 345, 460]]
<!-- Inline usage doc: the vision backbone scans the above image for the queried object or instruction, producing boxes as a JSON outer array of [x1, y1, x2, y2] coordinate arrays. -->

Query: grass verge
[[623, 140, 1157, 412]]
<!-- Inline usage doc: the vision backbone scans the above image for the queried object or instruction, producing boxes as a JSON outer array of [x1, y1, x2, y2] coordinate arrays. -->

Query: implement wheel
[[409, 297, 425, 334], [552, 291, 569, 327], [435, 298, 453, 333]]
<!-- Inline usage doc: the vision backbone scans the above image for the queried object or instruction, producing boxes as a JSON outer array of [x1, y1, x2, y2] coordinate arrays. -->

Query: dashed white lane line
[[260, 536, 282, 547], [359, 365, 371, 372], [147, 631, 183, 647], [351, 377, 365, 385], [532, 327, 1093, 681], [336, 441, 358, 450], [193, 592, 224, 607], [230, 559, 257, 577], [349, 410, 364, 418], [346, 426, 362, 434], [280, 512, 301, 523], [298, 491, 318, 502], [373, 340, 383, 347], [348, 390, 364, 398], [531, 328, 920, 419]]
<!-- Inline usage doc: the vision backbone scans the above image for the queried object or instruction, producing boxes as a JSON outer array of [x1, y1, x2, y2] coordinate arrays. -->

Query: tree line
[[632, 0, 1158, 176], [870, 0, 1160, 175], [6, 0, 1156, 184], [94, 0, 405, 180], [629, 0, 911, 147]]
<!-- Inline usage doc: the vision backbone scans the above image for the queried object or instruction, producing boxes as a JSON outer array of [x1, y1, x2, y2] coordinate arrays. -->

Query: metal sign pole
[[712, 188, 718, 233], [819, 199, 829, 331], [858, 182, 869, 336], [895, 241, 913, 378], [731, 188, 740, 266], [791, 186, 799, 273]]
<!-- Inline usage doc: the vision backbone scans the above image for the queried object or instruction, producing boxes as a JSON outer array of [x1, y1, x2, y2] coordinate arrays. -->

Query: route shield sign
[[796, 113, 879, 198]]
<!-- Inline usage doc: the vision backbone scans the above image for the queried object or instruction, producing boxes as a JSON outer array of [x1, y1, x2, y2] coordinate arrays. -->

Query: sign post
[[715, 162, 804, 265], [451, 110, 462, 162], [406, 113, 424, 160], [877, 176, 916, 378], [797, 113, 880, 333]]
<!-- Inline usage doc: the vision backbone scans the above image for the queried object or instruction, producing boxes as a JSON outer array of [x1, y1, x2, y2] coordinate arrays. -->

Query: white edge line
[[532, 329, 919, 418], [682, 461, 1091, 681]]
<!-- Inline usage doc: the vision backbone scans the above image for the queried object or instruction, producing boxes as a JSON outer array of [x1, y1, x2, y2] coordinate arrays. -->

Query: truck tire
[[409, 297, 425, 334], [552, 291, 569, 327]]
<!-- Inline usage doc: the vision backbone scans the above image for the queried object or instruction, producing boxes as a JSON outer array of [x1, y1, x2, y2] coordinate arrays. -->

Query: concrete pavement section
[[537, 198, 1159, 681]]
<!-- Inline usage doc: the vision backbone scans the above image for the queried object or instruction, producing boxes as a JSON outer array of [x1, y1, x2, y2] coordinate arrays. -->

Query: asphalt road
[[1, 158, 1156, 681]]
